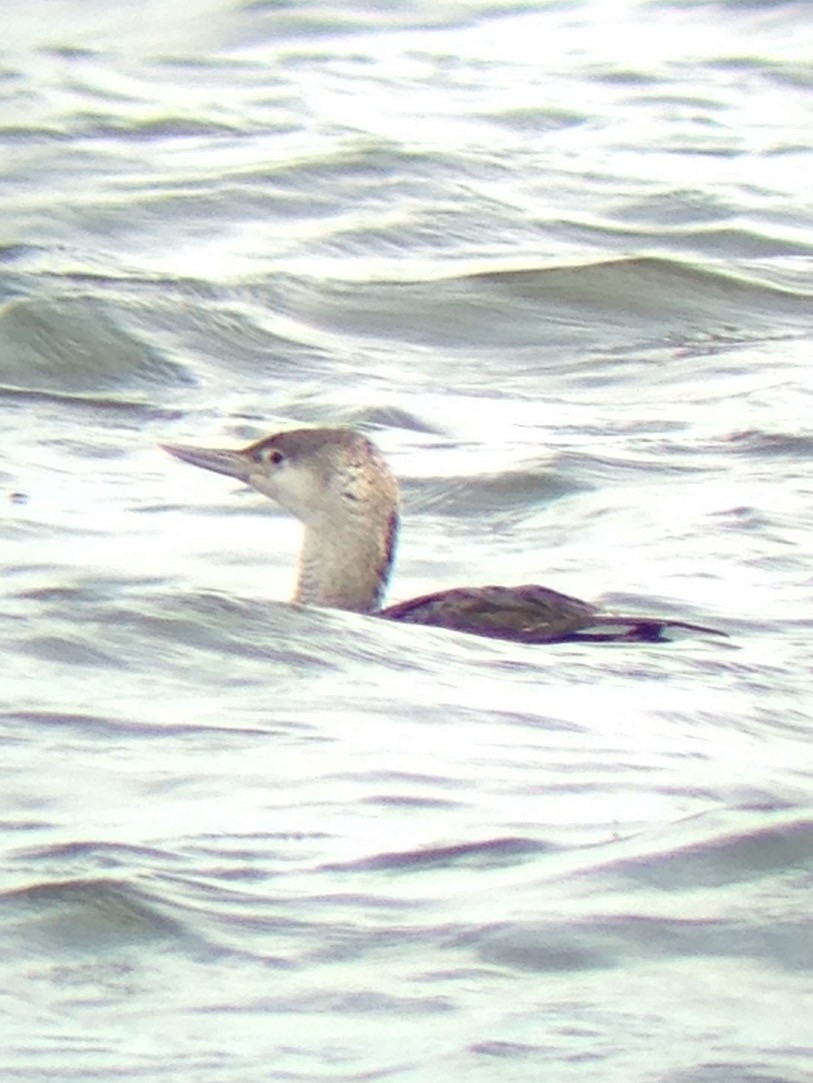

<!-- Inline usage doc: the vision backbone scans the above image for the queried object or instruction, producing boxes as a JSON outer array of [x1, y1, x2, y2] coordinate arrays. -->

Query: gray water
[[2, 1, 813, 1080]]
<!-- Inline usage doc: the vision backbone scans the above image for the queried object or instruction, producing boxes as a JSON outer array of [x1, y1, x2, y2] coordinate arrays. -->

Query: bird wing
[[381, 584, 601, 643], [381, 584, 726, 644]]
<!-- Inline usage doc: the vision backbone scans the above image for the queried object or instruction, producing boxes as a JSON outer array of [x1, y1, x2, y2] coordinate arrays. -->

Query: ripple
[[0, 295, 193, 396]]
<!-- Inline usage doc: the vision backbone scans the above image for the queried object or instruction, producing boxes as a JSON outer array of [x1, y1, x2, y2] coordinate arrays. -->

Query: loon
[[162, 427, 724, 644]]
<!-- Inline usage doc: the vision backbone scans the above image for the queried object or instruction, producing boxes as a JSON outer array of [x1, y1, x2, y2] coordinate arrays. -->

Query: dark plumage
[[383, 584, 721, 643]]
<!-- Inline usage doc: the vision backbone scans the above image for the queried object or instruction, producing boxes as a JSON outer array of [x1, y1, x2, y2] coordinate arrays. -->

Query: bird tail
[[560, 616, 728, 643]]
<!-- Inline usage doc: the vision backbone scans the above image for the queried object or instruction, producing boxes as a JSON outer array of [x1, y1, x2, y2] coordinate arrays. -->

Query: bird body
[[163, 427, 724, 644]]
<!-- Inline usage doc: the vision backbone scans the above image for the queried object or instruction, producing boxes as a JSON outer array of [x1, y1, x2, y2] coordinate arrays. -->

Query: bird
[[162, 426, 725, 644]]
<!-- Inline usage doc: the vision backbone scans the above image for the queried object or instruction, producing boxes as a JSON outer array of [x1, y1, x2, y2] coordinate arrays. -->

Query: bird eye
[[267, 449, 285, 465]]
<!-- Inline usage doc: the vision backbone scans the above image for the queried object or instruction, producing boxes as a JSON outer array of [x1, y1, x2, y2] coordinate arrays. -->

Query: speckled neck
[[296, 507, 398, 612], [291, 434, 400, 613]]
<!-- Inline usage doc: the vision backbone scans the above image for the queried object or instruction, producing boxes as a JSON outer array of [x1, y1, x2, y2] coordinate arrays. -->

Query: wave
[[0, 294, 193, 397]]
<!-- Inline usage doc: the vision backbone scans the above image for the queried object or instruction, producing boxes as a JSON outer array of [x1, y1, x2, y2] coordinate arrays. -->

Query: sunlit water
[[2, 1, 812, 1080]]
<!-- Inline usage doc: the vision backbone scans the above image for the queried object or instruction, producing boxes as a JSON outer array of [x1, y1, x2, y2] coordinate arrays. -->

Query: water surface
[[2, 1, 812, 1080]]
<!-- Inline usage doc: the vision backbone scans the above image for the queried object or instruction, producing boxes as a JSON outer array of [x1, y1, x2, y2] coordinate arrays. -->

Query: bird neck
[[295, 508, 399, 613]]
